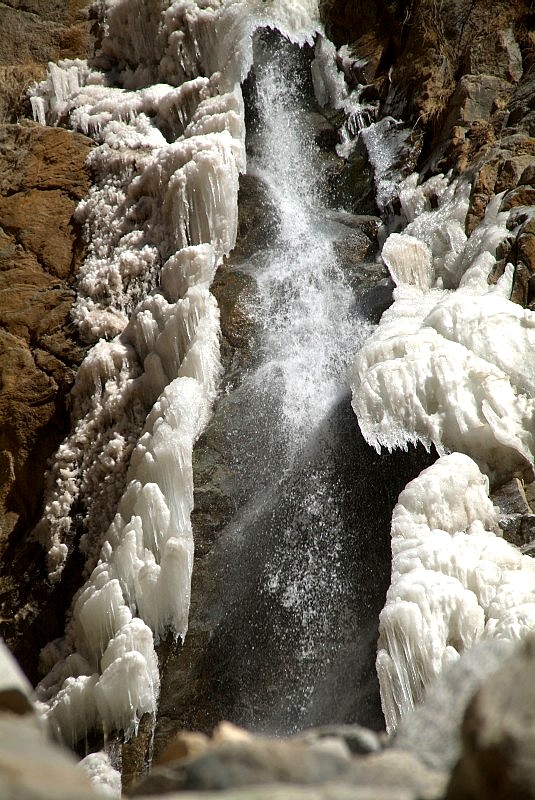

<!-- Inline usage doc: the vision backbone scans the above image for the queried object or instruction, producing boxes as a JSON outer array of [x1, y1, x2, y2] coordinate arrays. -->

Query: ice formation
[[377, 453, 535, 733], [352, 167, 535, 731], [31, 0, 322, 744], [351, 173, 535, 483], [79, 752, 121, 798]]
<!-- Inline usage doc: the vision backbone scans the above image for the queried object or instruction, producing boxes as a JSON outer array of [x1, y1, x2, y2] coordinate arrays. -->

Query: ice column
[[378, 453, 535, 733]]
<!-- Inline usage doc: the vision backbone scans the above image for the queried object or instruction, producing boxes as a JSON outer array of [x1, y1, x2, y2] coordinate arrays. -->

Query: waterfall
[[29, 0, 535, 755], [201, 33, 375, 728], [154, 32, 434, 741]]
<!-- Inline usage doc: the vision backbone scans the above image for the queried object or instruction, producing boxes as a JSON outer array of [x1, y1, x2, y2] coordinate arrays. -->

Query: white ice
[[351, 172, 535, 483], [377, 453, 535, 733], [351, 168, 535, 731], [78, 752, 121, 798], [33, 0, 325, 746]]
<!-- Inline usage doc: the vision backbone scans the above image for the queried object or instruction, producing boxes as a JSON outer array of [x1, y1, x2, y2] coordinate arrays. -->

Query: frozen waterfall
[[26, 0, 535, 758]]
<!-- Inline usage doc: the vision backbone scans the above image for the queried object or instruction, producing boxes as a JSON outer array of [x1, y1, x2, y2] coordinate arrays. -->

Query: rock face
[[0, 0, 95, 123], [0, 0, 95, 683], [0, 122, 93, 682]]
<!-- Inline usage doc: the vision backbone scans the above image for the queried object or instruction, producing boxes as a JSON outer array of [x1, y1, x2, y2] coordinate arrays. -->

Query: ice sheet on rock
[[382, 234, 434, 290], [34, 0, 324, 746], [378, 453, 535, 733], [352, 172, 535, 482]]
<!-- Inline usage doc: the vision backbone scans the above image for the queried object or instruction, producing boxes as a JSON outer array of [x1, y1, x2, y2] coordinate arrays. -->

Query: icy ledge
[[351, 171, 535, 732]]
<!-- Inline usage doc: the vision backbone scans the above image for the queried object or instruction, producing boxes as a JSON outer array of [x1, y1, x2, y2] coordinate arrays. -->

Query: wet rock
[[331, 139, 378, 215], [500, 186, 535, 211], [465, 162, 500, 235], [447, 633, 535, 800], [492, 477, 535, 548], [129, 724, 443, 800], [492, 477, 531, 516]]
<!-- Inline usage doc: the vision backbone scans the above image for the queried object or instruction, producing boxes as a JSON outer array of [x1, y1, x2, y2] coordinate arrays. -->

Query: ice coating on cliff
[[351, 173, 535, 482], [32, 0, 322, 743], [378, 453, 535, 733], [351, 170, 535, 731]]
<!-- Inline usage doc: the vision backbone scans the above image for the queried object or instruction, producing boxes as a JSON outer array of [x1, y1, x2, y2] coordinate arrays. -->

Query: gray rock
[[446, 632, 535, 799], [130, 731, 443, 800], [0, 712, 97, 799], [296, 724, 382, 755], [492, 477, 531, 516], [450, 75, 513, 127], [393, 639, 514, 774], [0, 637, 33, 714], [133, 784, 415, 800], [348, 750, 446, 800], [129, 738, 354, 795], [465, 29, 522, 83]]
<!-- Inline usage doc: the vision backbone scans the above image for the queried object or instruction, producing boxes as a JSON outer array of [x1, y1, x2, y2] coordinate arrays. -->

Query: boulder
[[0, 637, 34, 714], [447, 633, 535, 799], [129, 724, 444, 800], [393, 639, 515, 774], [465, 29, 522, 83], [0, 712, 97, 800]]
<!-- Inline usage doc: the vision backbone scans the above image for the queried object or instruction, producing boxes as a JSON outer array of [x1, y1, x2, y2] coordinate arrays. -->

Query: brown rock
[[156, 731, 211, 767], [519, 165, 535, 186], [0, 0, 93, 122], [510, 261, 530, 305], [500, 186, 535, 212], [450, 75, 513, 128], [465, 162, 499, 235], [0, 122, 92, 682], [465, 29, 522, 83]]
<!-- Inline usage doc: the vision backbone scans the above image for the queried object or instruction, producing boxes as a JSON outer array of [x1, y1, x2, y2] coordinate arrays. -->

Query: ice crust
[[32, 0, 322, 743], [378, 453, 535, 733], [351, 170, 535, 731], [79, 752, 121, 798]]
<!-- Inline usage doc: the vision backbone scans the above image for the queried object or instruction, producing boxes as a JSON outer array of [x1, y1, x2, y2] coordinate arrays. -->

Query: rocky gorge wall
[[3, 0, 535, 798]]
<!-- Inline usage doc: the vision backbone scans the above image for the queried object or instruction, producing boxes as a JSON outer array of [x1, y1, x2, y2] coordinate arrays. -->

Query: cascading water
[[154, 32, 434, 743], [225, 35, 374, 727]]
